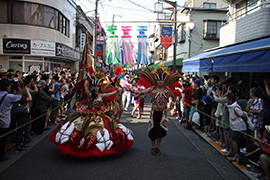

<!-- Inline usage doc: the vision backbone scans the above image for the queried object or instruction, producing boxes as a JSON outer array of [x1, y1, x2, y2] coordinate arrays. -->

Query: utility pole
[[93, 0, 98, 70], [173, 2, 177, 73]]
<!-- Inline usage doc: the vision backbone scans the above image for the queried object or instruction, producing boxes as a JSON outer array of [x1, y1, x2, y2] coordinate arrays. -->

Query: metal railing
[[222, 0, 270, 26]]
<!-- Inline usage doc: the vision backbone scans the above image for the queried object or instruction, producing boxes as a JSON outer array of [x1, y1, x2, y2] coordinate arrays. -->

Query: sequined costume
[[50, 73, 134, 158]]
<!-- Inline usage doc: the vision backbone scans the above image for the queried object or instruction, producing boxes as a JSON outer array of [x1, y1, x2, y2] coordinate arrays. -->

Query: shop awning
[[148, 63, 159, 69], [182, 59, 212, 72], [182, 37, 270, 72], [164, 58, 183, 66], [148, 58, 183, 69]]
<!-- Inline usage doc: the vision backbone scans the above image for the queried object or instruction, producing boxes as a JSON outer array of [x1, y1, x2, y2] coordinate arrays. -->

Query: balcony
[[220, 0, 270, 46]]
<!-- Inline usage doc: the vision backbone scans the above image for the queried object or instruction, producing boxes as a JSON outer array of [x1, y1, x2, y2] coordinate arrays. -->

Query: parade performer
[[50, 71, 134, 158], [128, 66, 182, 155]]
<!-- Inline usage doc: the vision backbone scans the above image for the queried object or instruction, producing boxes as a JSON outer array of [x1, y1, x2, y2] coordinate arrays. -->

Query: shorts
[[229, 129, 245, 143], [184, 107, 190, 118], [189, 106, 196, 118], [203, 116, 211, 126], [51, 100, 60, 115]]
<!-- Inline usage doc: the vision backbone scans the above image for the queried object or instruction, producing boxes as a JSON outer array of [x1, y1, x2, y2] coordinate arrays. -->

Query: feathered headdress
[[90, 71, 105, 86], [137, 65, 182, 98], [152, 66, 169, 81]]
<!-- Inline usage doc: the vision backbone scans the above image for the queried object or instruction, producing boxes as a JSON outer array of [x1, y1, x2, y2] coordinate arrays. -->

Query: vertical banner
[[80, 33, 86, 52], [96, 44, 103, 57], [161, 27, 172, 49]]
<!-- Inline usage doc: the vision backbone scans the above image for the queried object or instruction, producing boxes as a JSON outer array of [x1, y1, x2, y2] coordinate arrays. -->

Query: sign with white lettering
[[80, 33, 86, 52], [56, 43, 80, 61], [31, 40, 55, 56], [3, 39, 30, 54]]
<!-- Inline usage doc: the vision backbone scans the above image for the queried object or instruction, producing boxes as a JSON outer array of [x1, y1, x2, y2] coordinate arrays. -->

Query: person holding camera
[[0, 79, 23, 162]]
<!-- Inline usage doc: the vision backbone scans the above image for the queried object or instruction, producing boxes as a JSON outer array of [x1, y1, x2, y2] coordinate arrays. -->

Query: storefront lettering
[[32, 42, 54, 49], [6, 41, 28, 49], [56, 43, 80, 61]]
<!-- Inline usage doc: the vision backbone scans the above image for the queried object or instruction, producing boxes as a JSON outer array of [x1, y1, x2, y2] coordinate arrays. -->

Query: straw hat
[[0, 68, 8, 75]]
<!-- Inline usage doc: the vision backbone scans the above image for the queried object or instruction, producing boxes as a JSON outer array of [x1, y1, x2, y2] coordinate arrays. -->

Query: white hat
[[37, 80, 47, 87], [265, 125, 270, 133]]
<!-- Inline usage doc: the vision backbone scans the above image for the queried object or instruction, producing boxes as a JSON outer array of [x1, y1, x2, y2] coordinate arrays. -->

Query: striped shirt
[[248, 98, 264, 128]]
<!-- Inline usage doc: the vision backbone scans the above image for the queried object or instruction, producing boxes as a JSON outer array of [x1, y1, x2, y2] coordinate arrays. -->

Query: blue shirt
[[0, 91, 21, 128], [202, 95, 212, 105], [53, 82, 61, 101]]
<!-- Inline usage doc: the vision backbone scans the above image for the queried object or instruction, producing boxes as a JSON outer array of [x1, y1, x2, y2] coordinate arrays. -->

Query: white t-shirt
[[227, 101, 247, 131]]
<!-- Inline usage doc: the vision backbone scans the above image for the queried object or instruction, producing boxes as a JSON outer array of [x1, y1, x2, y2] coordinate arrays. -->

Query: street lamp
[[154, 0, 177, 72]]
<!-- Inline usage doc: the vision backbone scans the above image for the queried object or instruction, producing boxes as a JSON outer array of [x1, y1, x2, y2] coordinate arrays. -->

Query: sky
[[76, 0, 187, 42]]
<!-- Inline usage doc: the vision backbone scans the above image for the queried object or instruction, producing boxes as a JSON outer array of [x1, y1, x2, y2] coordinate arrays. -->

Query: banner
[[161, 27, 172, 49], [96, 44, 103, 57]]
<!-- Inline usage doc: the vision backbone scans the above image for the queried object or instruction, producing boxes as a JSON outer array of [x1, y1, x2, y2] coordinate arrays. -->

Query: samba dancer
[[127, 66, 181, 155]]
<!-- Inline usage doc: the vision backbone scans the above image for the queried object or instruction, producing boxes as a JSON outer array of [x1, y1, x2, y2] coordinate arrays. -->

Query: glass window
[[178, 23, 186, 43], [203, 3, 216, 9], [43, 6, 57, 28], [63, 17, 66, 35], [9, 61, 23, 72], [55, 11, 59, 30], [24, 3, 43, 25], [65, 19, 70, 37], [59, 13, 63, 33], [12, 2, 25, 24], [24, 61, 42, 73], [0, 1, 8, 23], [247, 0, 259, 14], [11, 1, 69, 35], [13, 2, 43, 25], [203, 20, 222, 39]]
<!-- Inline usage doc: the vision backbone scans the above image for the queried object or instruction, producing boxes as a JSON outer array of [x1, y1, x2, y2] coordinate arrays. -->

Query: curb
[[180, 120, 259, 180]]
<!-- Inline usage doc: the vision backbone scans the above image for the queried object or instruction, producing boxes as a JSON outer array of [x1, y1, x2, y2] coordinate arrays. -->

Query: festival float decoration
[[121, 26, 134, 67], [137, 26, 149, 66], [106, 25, 120, 65]]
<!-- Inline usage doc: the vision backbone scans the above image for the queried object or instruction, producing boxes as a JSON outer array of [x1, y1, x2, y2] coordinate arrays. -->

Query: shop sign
[[31, 40, 55, 56], [3, 39, 30, 54], [56, 43, 80, 61]]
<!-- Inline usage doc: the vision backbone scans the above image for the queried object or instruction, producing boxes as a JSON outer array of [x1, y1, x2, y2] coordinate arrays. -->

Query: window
[[0, 1, 8, 23], [5, 1, 69, 36], [247, 0, 259, 14], [203, 20, 223, 39], [43, 6, 57, 28], [59, 13, 63, 33], [178, 23, 186, 43], [65, 19, 70, 37], [203, 3, 216, 9]]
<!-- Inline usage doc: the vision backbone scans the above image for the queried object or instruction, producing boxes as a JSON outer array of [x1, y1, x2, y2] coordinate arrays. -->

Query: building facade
[[0, 0, 101, 74], [177, 0, 228, 73]]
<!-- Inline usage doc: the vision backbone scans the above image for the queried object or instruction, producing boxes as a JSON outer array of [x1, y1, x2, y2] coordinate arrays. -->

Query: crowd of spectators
[[176, 74, 270, 180], [0, 68, 76, 162]]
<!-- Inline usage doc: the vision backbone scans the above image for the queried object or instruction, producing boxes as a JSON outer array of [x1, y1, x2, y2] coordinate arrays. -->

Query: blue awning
[[182, 59, 212, 72], [182, 37, 270, 72]]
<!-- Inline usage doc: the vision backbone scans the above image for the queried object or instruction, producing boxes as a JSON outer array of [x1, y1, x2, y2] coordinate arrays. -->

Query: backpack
[[233, 106, 254, 130]]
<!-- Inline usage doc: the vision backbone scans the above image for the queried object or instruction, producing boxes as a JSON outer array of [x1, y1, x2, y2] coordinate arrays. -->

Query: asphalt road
[[0, 104, 249, 180]]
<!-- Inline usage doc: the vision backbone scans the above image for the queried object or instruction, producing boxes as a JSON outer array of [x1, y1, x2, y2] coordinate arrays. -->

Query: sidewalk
[[172, 115, 260, 180], [0, 121, 59, 173]]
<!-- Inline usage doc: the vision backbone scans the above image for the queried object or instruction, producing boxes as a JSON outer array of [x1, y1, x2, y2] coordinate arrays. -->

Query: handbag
[[11, 102, 29, 115], [192, 111, 200, 126]]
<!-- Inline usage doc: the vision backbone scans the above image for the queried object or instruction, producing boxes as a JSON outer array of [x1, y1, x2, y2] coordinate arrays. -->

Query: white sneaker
[[124, 108, 127, 111], [221, 148, 228, 153]]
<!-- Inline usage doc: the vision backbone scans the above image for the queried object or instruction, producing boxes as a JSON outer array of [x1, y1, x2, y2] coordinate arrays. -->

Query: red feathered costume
[[50, 73, 134, 158]]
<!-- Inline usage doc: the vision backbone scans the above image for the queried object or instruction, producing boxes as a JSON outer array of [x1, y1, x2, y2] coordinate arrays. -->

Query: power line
[[123, 0, 154, 12]]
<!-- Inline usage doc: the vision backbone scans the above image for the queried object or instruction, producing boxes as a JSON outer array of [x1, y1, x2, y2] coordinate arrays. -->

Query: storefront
[[1, 38, 80, 73]]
